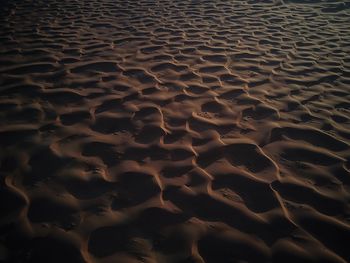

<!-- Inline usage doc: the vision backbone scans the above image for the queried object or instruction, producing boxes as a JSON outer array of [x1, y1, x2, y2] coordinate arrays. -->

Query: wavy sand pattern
[[1, 0, 350, 262]]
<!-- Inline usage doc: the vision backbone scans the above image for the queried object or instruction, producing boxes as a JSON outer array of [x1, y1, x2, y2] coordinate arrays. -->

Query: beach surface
[[1, 0, 350, 262]]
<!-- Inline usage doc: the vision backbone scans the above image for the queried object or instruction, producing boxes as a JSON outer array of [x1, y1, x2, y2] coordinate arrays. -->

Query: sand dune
[[1, 0, 350, 262]]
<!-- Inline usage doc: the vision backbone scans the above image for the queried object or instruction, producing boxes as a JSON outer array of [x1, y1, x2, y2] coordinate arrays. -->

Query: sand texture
[[1, 0, 350, 262]]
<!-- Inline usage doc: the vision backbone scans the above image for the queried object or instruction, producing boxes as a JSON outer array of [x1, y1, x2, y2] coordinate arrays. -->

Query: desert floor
[[1, 0, 350, 262]]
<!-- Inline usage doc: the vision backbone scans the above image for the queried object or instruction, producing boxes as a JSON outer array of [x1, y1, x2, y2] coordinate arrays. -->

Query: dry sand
[[1, 0, 350, 262]]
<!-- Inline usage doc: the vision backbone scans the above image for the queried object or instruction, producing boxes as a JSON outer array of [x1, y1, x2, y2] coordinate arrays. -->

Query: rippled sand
[[1, 0, 350, 262]]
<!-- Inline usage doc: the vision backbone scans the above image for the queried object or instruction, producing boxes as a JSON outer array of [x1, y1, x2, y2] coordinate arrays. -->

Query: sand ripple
[[1, 0, 350, 262]]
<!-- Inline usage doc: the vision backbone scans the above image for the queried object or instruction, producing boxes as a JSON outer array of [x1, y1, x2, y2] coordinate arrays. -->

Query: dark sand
[[1, 0, 350, 262]]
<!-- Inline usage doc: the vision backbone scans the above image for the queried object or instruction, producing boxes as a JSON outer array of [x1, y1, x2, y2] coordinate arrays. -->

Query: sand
[[1, 0, 350, 262]]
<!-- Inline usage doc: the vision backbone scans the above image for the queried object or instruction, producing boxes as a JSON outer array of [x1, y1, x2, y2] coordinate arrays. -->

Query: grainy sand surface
[[1, 0, 350, 262]]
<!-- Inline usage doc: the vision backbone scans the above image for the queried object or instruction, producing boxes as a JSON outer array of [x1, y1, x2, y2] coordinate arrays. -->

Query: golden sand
[[0, 0, 350, 262]]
